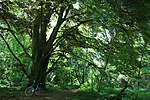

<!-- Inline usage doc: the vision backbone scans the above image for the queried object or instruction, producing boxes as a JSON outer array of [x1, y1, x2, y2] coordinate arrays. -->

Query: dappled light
[[0, 0, 150, 100]]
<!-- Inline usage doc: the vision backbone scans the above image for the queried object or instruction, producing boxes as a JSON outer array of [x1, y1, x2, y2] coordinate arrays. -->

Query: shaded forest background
[[0, 0, 150, 99]]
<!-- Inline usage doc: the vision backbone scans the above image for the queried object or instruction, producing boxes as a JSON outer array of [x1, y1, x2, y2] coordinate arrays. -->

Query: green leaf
[[140, 68, 147, 73], [130, 77, 139, 82], [140, 66, 150, 73]]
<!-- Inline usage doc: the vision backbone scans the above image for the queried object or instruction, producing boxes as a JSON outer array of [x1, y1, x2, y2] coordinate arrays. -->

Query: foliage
[[0, 0, 150, 99]]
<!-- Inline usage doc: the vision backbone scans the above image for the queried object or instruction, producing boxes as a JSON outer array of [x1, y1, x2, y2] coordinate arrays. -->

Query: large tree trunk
[[29, 56, 49, 90], [27, 14, 49, 89], [39, 56, 50, 89], [27, 5, 69, 90]]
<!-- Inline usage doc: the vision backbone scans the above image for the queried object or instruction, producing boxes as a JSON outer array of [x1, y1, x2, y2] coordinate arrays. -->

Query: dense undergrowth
[[1, 85, 150, 100]]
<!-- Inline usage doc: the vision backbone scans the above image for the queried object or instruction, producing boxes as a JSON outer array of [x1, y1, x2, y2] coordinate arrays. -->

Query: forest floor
[[0, 90, 78, 100], [1, 87, 150, 100]]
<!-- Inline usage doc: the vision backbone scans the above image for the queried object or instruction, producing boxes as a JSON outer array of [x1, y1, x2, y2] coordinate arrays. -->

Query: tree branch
[[63, 5, 72, 20], [46, 55, 62, 75], [0, 34, 30, 79], [0, 14, 32, 59], [41, 21, 83, 61], [46, 47, 70, 75], [45, 7, 66, 54]]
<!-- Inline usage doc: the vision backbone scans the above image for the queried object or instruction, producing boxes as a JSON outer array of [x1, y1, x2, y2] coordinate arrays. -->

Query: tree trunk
[[26, 5, 68, 90], [28, 56, 49, 90], [27, 14, 49, 90], [39, 57, 49, 90]]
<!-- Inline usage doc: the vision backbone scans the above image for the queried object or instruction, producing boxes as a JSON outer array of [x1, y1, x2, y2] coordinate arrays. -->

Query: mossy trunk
[[27, 5, 67, 90], [29, 56, 49, 90], [27, 14, 49, 90]]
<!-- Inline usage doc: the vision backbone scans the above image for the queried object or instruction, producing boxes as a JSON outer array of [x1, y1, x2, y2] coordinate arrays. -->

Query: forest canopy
[[0, 0, 150, 99]]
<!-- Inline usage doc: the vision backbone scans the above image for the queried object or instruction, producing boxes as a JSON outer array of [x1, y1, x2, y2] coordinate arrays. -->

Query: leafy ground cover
[[0, 87, 102, 100], [1, 87, 150, 100]]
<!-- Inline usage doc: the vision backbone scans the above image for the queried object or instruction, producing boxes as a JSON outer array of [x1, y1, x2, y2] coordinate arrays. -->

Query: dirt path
[[0, 90, 77, 100]]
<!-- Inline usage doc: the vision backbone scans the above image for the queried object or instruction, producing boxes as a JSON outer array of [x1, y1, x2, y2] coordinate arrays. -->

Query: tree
[[0, 0, 103, 89], [0, 0, 149, 93]]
